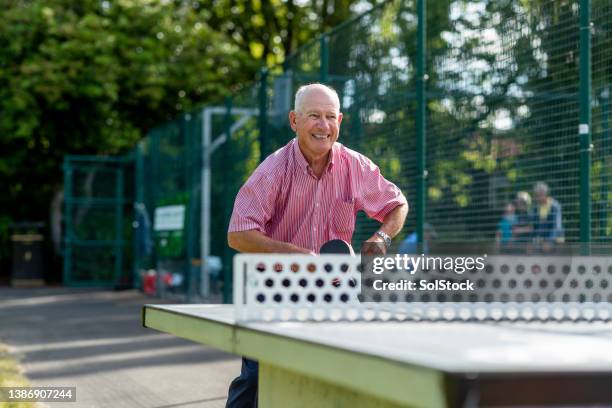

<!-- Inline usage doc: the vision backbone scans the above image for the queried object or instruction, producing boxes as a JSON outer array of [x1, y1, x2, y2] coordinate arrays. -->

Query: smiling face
[[289, 86, 343, 164]]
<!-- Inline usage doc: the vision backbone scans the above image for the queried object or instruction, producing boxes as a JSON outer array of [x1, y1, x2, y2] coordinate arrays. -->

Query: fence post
[[151, 130, 163, 297], [601, 88, 609, 241], [133, 142, 144, 290], [579, 0, 592, 250], [223, 96, 233, 304], [258, 68, 269, 161], [320, 35, 329, 82], [114, 165, 124, 286], [416, 0, 427, 247], [200, 108, 212, 297], [185, 114, 197, 303], [62, 158, 73, 285]]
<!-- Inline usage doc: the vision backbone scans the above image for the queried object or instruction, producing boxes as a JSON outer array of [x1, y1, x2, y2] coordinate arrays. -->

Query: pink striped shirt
[[228, 138, 407, 252]]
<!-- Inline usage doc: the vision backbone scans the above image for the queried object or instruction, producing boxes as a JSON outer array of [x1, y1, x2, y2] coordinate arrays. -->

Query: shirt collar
[[329, 143, 337, 169], [292, 138, 338, 175], [292, 138, 310, 173]]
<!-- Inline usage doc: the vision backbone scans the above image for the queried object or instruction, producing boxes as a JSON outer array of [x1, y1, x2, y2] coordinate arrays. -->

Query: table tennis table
[[143, 304, 612, 407]]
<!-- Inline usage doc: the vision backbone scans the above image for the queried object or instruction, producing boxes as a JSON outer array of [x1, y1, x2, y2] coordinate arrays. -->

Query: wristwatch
[[375, 230, 392, 248]]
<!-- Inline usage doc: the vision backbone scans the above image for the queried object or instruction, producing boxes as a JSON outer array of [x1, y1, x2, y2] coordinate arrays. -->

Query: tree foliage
[[0, 0, 254, 215], [200, 0, 364, 66]]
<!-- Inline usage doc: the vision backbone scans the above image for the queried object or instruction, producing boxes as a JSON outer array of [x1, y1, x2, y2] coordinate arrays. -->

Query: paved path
[[0, 287, 240, 407]]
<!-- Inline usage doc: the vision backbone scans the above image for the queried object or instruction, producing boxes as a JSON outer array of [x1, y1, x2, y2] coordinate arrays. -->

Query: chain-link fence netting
[[426, 1, 583, 242], [422, 0, 610, 248], [134, 110, 203, 300], [134, 88, 264, 301]]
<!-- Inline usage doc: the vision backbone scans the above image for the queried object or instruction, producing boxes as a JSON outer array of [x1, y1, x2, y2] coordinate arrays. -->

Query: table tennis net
[[233, 254, 612, 322]]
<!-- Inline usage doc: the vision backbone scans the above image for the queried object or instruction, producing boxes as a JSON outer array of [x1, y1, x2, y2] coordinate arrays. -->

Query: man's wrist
[[375, 230, 392, 248]]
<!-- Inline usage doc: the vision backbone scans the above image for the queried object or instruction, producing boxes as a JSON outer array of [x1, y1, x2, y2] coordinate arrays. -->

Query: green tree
[[0, 0, 256, 267], [200, 0, 364, 66]]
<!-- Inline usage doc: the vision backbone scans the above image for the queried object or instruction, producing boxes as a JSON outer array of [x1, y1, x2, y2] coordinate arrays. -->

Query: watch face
[[376, 231, 391, 247]]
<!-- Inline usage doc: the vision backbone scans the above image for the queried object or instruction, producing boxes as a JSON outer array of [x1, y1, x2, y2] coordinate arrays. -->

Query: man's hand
[[362, 234, 387, 256]]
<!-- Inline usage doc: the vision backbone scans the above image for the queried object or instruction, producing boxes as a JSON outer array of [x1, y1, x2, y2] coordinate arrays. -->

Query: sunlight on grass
[[0, 343, 36, 408]]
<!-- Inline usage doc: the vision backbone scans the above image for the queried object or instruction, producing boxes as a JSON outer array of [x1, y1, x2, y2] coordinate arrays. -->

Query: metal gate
[[63, 155, 133, 287]]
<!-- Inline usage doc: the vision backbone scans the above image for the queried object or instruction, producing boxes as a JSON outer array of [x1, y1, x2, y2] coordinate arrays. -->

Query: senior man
[[225, 83, 408, 407], [531, 181, 564, 253]]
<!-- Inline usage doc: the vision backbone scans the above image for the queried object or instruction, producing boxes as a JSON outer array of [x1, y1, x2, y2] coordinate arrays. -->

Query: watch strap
[[375, 230, 392, 247]]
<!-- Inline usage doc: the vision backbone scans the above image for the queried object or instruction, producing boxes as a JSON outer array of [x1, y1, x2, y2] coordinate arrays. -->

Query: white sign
[[154, 205, 185, 231]]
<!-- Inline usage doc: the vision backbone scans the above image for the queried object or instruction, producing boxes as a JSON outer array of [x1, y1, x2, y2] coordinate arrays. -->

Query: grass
[[0, 343, 36, 408]]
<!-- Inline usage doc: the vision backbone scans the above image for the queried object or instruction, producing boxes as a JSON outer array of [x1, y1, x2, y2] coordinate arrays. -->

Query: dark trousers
[[225, 358, 258, 408]]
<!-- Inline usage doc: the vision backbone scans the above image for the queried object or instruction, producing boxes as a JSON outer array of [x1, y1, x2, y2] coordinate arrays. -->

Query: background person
[[398, 222, 437, 254], [496, 202, 517, 252], [511, 191, 533, 253], [531, 181, 564, 253]]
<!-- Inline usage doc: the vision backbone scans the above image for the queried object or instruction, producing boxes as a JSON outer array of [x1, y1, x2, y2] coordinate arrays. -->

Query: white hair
[[294, 83, 340, 113], [533, 181, 549, 195]]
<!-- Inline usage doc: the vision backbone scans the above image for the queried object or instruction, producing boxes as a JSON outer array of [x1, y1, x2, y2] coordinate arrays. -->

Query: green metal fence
[[63, 155, 133, 287], [133, 111, 202, 299], [64, 0, 611, 299], [132, 94, 262, 301]]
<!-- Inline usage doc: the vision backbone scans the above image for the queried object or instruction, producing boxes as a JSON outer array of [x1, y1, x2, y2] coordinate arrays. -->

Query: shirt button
[[315, 203, 319, 207]]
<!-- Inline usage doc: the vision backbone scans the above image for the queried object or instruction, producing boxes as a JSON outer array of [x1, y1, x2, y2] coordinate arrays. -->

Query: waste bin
[[11, 222, 45, 286]]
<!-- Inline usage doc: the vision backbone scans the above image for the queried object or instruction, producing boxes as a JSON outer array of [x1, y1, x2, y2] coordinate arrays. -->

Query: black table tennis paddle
[[319, 239, 354, 255], [319, 239, 354, 288]]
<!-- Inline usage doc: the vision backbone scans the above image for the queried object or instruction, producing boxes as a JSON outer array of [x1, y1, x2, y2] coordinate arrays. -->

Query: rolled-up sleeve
[[356, 157, 407, 223], [228, 171, 278, 233]]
